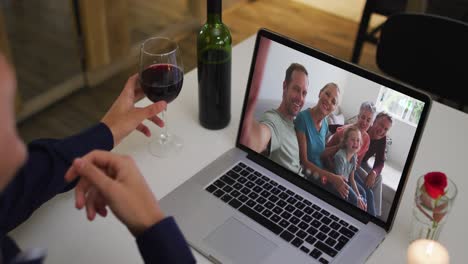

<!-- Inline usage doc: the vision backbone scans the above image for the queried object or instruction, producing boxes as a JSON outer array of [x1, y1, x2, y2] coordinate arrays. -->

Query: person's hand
[[357, 196, 367, 211], [101, 73, 167, 147], [239, 38, 270, 148], [365, 171, 377, 188], [64, 150, 165, 236], [330, 174, 349, 199]]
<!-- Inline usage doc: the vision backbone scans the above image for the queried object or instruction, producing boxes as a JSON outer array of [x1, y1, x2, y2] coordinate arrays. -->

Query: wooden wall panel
[[105, 0, 130, 59], [0, 9, 22, 113], [78, 0, 130, 71]]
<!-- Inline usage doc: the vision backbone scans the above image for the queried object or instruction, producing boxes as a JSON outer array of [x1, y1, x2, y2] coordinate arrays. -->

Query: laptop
[[160, 28, 431, 264]]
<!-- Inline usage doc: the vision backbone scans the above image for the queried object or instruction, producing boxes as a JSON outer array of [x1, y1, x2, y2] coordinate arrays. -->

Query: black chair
[[351, 0, 408, 64], [376, 13, 468, 110], [426, 0, 468, 23]]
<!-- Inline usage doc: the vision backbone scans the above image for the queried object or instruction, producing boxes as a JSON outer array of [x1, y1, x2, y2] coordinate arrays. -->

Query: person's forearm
[[136, 217, 196, 263], [371, 162, 384, 176], [249, 122, 266, 152], [326, 133, 340, 147], [350, 178, 360, 197], [247, 122, 269, 153], [372, 141, 386, 175], [0, 123, 113, 232], [303, 160, 335, 183], [322, 145, 339, 162]]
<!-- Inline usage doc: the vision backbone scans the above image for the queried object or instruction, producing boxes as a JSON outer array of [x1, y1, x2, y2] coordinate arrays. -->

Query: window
[[376, 87, 424, 126]]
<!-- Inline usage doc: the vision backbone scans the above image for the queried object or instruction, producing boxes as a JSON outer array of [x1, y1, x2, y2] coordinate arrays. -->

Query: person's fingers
[[134, 86, 145, 101], [365, 178, 372, 188], [75, 179, 92, 209], [341, 179, 349, 190], [86, 189, 108, 219], [340, 186, 348, 199], [97, 206, 108, 217], [64, 164, 79, 182], [79, 150, 123, 174], [123, 74, 139, 97], [86, 188, 98, 221], [136, 123, 151, 137], [72, 157, 116, 197], [341, 191, 348, 199], [131, 74, 146, 101], [141, 101, 167, 120], [94, 193, 108, 217], [147, 115, 164, 128], [340, 191, 346, 199]]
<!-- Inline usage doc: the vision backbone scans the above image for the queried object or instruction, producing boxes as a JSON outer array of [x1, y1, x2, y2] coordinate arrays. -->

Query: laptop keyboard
[[205, 162, 360, 264]]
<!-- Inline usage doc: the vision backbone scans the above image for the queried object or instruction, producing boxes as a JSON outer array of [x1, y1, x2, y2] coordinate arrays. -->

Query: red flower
[[424, 172, 448, 199]]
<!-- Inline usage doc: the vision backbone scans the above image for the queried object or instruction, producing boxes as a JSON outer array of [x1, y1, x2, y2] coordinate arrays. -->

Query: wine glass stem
[[160, 107, 168, 144]]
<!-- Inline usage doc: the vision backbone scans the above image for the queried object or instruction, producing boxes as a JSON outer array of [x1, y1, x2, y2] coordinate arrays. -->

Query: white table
[[11, 35, 468, 263]]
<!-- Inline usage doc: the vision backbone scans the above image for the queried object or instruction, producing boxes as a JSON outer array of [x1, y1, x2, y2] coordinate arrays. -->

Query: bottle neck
[[207, 0, 222, 24]]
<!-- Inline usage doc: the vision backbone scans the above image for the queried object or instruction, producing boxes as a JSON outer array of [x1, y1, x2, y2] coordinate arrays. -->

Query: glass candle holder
[[410, 173, 457, 242]]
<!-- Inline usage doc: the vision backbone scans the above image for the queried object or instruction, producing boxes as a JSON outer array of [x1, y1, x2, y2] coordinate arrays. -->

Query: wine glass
[[139, 37, 184, 158]]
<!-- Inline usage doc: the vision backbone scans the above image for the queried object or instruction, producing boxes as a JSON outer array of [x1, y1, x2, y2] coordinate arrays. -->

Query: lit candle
[[407, 239, 449, 264]]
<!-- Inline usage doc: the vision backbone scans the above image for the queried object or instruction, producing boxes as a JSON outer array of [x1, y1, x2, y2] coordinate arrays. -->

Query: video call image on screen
[[240, 36, 425, 222]]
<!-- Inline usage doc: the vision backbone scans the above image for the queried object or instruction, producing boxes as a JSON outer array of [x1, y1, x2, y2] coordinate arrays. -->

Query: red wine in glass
[[139, 36, 183, 158], [140, 64, 184, 103]]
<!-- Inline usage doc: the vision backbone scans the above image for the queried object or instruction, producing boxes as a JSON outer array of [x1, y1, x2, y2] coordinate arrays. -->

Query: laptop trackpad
[[203, 217, 277, 264]]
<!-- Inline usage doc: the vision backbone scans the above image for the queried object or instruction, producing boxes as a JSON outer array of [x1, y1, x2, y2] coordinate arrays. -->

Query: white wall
[[338, 74, 381, 120], [385, 120, 417, 170]]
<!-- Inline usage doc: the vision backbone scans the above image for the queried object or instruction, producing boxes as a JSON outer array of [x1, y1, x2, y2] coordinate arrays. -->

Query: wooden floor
[[17, 0, 379, 143]]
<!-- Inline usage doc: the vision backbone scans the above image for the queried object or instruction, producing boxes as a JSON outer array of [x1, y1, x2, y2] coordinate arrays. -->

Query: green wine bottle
[[197, 0, 232, 130]]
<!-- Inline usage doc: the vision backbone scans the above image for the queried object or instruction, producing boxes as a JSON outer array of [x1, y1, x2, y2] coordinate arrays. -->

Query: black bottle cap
[[207, 0, 222, 14]]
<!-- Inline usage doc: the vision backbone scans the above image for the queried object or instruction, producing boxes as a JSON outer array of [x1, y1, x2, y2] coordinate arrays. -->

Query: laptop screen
[[237, 29, 431, 230]]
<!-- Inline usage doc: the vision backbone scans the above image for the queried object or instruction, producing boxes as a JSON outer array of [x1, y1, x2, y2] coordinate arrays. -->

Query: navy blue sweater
[[0, 123, 195, 263]]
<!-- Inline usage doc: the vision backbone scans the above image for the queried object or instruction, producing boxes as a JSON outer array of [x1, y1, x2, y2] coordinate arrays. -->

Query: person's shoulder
[[294, 110, 309, 127], [334, 148, 346, 158], [376, 135, 387, 144], [262, 109, 281, 118], [334, 149, 347, 165], [261, 109, 282, 123], [296, 109, 310, 120]]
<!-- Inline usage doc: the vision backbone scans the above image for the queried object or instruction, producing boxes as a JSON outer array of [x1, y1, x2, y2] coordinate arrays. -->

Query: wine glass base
[[148, 133, 183, 158]]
